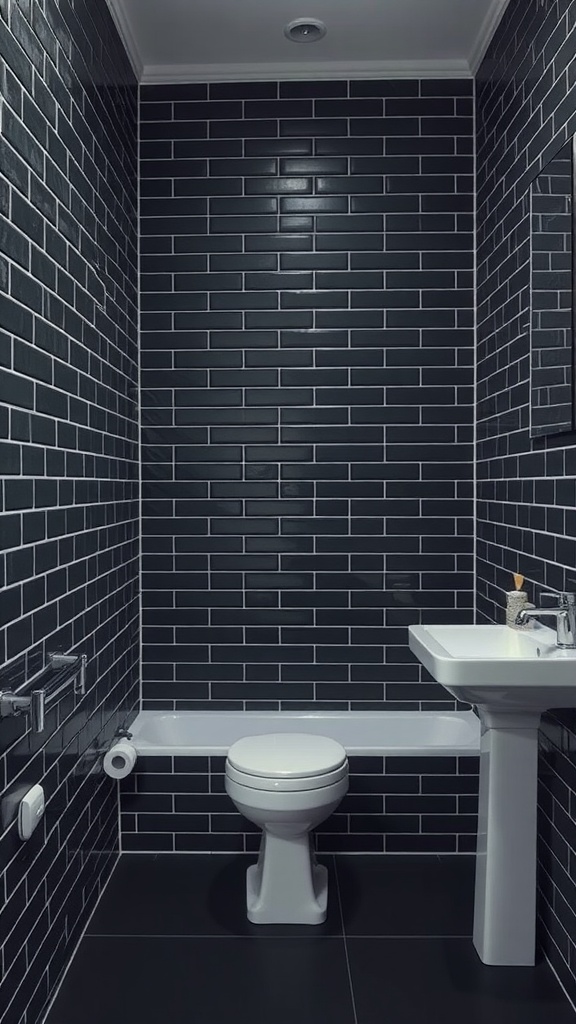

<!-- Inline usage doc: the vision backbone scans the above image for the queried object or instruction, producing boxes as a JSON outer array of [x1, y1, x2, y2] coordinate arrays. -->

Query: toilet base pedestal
[[246, 831, 328, 925]]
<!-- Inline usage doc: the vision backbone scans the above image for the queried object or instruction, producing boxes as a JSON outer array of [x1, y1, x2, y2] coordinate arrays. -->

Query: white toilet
[[225, 733, 349, 925]]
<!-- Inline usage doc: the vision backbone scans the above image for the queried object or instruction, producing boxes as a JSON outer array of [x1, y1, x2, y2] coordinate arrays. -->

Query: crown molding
[[105, 0, 144, 79], [469, 0, 512, 74], [141, 58, 471, 85]]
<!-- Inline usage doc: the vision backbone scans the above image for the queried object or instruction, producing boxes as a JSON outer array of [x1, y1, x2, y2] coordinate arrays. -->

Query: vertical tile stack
[[120, 750, 480, 855], [140, 78, 475, 712], [0, 2, 139, 1021], [135, 75, 477, 857], [476, 0, 576, 1002]]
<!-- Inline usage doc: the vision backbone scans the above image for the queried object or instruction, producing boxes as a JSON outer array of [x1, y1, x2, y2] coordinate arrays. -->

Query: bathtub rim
[[126, 709, 481, 757]]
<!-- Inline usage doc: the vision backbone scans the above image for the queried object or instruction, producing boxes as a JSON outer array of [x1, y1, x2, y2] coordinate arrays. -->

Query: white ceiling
[[106, 0, 511, 82]]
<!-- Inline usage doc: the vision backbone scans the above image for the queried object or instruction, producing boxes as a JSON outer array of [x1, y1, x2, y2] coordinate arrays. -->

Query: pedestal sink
[[408, 622, 576, 967]]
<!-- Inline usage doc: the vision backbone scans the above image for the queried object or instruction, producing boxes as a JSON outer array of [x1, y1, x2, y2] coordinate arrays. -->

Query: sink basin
[[408, 622, 576, 711]]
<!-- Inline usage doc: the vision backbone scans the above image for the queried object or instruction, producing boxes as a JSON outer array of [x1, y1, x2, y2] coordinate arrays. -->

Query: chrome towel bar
[[0, 652, 87, 733]]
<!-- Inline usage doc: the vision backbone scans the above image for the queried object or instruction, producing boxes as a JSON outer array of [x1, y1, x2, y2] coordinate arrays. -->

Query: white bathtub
[[128, 710, 480, 757]]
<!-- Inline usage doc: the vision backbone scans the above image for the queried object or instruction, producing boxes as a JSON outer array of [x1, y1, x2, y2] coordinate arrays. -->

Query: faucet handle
[[542, 591, 576, 606]]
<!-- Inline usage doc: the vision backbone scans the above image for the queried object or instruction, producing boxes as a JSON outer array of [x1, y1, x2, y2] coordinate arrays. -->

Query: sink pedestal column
[[473, 708, 540, 966]]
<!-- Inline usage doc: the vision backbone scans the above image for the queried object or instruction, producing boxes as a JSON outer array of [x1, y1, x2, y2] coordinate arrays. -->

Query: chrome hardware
[[515, 591, 576, 649], [30, 690, 45, 733], [0, 653, 87, 733], [49, 653, 87, 695], [115, 727, 133, 740]]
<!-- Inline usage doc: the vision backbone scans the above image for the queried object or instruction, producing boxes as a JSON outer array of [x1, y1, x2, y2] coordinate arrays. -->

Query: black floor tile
[[45, 936, 356, 1024], [87, 853, 343, 937], [55, 854, 575, 1024], [336, 853, 475, 936], [347, 937, 576, 1024]]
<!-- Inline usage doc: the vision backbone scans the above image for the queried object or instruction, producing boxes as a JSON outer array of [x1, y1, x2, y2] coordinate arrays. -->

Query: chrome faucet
[[515, 591, 576, 649]]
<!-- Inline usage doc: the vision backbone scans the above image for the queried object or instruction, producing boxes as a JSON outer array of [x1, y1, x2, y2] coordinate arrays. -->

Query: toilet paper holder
[[103, 731, 137, 780], [75, 727, 135, 778], [94, 727, 133, 758], [114, 727, 133, 742]]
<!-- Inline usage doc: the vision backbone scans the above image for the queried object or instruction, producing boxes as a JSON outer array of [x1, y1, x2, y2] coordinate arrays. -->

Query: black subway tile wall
[[476, 0, 576, 1003], [140, 78, 475, 714], [0, 2, 138, 1021], [120, 754, 479, 855]]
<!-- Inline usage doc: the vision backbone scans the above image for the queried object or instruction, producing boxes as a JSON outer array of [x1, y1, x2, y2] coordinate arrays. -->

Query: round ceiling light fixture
[[284, 18, 327, 43]]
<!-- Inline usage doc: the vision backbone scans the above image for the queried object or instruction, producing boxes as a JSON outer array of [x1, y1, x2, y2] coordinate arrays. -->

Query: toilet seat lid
[[227, 733, 347, 779]]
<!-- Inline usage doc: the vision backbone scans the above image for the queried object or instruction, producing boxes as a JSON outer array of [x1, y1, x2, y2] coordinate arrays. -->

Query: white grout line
[[472, 74, 478, 626], [85, 932, 347, 939], [333, 855, 359, 1024], [1, 800, 119, 978], [84, 931, 474, 939], [38, 850, 122, 1024], [137, 73, 144, 767], [544, 952, 576, 1015]]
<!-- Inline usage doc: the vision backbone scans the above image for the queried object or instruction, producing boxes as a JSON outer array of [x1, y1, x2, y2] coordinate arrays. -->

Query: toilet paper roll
[[103, 740, 137, 780]]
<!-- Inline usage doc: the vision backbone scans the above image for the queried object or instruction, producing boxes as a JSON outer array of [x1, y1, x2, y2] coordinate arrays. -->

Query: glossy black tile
[[139, 74, 474, 845], [347, 938, 575, 1024], [210, 82, 278, 99], [210, 119, 278, 139], [245, 137, 313, 156], [46, 849, 576, 1024], [88, 853, 342, 937], [142, 84, 208, 102], [476, 0, 576, 996], [245, 99, 313, 119], [335, 854, 474, 935], [46, 935, 356, 1024], [0, 1, 138, 1020], [280, 195, 348, 213], [280, 80, 348, 98], [281, 251, 348, 269], [280, 117, 349, 137]]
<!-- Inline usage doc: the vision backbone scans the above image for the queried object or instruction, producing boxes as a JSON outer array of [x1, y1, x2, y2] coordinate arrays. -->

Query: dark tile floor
[[45, 854, 576, 1024]]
